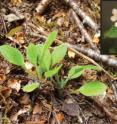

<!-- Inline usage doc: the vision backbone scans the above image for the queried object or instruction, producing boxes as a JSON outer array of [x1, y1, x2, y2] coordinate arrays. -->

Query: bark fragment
[[67, 43, 117, 68], [70, 10, 97, 50], [36, 0, 52, 14], [64, 0, 99, 31]]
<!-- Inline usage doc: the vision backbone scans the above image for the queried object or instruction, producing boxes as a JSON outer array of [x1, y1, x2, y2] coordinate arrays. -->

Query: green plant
[[22, 82, 40, 93], [0, 31, 67, 92], [104, 26, 117, 38], [104, 8, 117, 38], [0, 31, 107, 96], [57, 65, 101, 89], [79, 81, 107, 96]]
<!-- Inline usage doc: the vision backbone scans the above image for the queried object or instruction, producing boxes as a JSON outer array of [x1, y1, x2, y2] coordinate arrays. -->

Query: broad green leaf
[[52, 44, 67, 66], [44, 31, 58, 51], [40, 31, 57, 61], [36, 44, 44, 62], [6, 26, 22, 37], [79, 81, 107, 96], [68, 65, 100, 80], [39, 49, 51, 71], [27, 43, 38, 65], [68, 66, 84, 79], [22, 82, 40, 92], [0, 45, 25, 67], [36, 44, 44, 57], [45, 65, 62, 78], [104, 26, 117, 38], [37, 44, 51, 72]]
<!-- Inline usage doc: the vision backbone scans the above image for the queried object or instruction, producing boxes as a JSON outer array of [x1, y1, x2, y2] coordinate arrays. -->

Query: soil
[[0, 0, 117, 124]]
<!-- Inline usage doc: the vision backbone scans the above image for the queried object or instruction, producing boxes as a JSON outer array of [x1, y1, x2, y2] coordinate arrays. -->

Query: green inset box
[[101, 0, 117, 54]]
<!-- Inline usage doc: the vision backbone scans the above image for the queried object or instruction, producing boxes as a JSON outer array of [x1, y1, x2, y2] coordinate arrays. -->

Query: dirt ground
[[0, 0, 117, 124]]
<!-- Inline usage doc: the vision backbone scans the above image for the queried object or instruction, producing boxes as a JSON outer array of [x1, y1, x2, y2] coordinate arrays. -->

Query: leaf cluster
[[0, 31, 107, 96]]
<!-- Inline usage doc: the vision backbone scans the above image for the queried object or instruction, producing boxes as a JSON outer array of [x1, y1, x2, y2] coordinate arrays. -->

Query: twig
[[68, 44, 117, 70], [70, 10, 98, 50], [0, 15, 7, 34], [92, 98, 117, 121], [111, 80, 117, 102], [52, 111, 61, 124], [64, 0, 99, 31], [36, 0, 52, 14], [65, 43, 117, 80]]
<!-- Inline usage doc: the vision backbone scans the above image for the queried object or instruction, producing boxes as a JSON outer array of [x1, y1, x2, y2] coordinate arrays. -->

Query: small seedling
[[0, 31, 67, 92], [0, 31, 107, 96]]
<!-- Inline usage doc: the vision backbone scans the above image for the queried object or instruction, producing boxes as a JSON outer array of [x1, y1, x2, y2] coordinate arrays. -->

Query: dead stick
[[92, 98, 117, 121], [111, 80, 117, 102], [65, 43, 117, 80], [70, 10, 98, 50], [67, 44, 117, 69], [64, 0, 99, 31], [36, 0, 52, 14]]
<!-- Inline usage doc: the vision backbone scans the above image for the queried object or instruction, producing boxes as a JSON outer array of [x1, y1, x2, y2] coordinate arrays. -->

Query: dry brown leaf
[[56, 113, 64, 122], [53, 11, 66, 19], [53, 11, 69, 27], [8, 79, 21, 92], [33, 103, 42, 114], [0, 71, 6, 84], [15, 32, 25, 44], [10, 106, 30, 122], [107, 88, 113, 94], [1, 87, 12, 98], [93, 32, 100, 44], [10, 0, 22, 6], [35, 14, 46, 23], [20, 94, 31, 105], [26, 120, 45, 124], [93, 36, 100, 44], [83, 70, 97, 81], [68, 50, 75, 58]]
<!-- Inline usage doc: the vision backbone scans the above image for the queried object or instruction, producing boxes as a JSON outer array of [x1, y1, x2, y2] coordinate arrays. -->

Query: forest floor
[[0, 0, 117, 124]]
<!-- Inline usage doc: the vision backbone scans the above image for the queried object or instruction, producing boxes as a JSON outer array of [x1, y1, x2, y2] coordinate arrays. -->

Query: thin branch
[[70, 10, 98, 50], [68, 44, 117, 69], [0, 15, 7, 34], [36, 0, 52, 14], [92, 97, 117, 121], [64, 0, 99, 31], [65, 43, 117, 80], [111, 80, 117, 102]]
